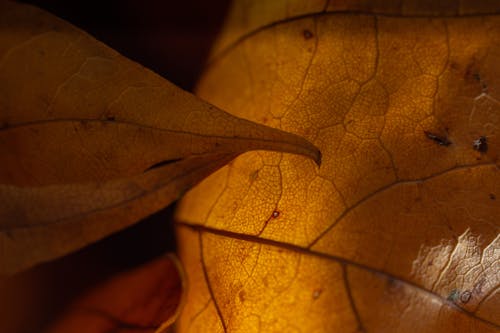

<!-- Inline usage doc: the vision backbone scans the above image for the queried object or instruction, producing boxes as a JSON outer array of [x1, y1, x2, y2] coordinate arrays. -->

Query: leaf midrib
[[176, 220, 500, 330]]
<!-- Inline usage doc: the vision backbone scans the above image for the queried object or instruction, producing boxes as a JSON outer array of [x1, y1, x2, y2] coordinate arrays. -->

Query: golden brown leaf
[[1, 154, 237, 276], [46, 254, 185, 333], [0, 0, 320, 276], [175, 1, 500, 332]]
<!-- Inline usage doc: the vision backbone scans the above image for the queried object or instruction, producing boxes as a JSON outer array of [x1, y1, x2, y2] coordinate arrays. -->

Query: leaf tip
[[298, 137, 322, 167]]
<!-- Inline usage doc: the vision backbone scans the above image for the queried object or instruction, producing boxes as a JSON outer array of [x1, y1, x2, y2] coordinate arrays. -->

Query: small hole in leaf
[[460, 290, 472, 303], [472, 136, 488, 153], [312, 289, 322, 299], [303, 29, 313, 40], [424, 131, 451, 146]]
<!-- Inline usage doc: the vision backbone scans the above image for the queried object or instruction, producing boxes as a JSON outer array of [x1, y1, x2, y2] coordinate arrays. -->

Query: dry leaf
[[175, 1, 500, 332], [0, 0, 320, 276], [46, 254, 185, 333], [1, 153, 237, 276]]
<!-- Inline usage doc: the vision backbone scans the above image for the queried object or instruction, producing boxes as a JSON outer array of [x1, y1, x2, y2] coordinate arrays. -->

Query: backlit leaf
[[175, 1, 500, 332], [0, 0, 320, 276]]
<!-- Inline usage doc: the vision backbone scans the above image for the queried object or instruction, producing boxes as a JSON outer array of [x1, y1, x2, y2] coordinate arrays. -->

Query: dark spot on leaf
[[249, 170, 259, 181], [106, 115, 115, 121], [464, 58, 480, 82], [80, 120, 91, 129], [271, 211, 280, 218], [303, 29, 313, 40], [460, 290, 472, 303], [312, 288, 322, 299], [464, 58, 488, 91], [386, 278, 403, 294], [489, 193, 496, 200], [238, 290, 246, 303], [472, 136, 487, 153], [450, 62, 460, 70], [424, 131, 451, 146], [143, 158, 182, 173]]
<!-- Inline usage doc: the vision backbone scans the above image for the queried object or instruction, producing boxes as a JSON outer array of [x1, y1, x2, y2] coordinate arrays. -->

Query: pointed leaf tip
[[267, 126, 322, 166], [0, 0, 323, 276], [285, 134, 322, 166]]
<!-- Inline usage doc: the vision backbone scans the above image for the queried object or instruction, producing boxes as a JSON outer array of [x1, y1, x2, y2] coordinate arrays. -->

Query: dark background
[[24, 0, 231, 90], [0, 1, 230, 332]]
